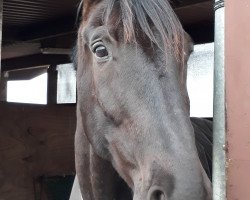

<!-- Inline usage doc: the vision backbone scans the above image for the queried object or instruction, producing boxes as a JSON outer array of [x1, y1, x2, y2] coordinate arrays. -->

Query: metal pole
[[213, 0, 226, 200]]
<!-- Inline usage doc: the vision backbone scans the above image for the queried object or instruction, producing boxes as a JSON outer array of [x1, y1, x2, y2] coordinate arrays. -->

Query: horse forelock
[[110, 0, 184, 59], [79, 0, 185, 62]]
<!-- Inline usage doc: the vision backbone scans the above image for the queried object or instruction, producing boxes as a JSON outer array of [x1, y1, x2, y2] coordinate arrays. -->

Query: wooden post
[[47, 65, 58, 104], [0, 72, 7, 101], [0, 0, 2, 79], [0, 0, 3, 95]]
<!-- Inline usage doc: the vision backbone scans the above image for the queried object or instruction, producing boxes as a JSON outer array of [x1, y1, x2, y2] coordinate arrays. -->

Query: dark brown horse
[[75, 0, 212, 199]]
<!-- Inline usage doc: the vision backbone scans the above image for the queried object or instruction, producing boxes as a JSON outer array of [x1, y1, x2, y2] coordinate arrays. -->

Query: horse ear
[[82, 0, 102, 20]]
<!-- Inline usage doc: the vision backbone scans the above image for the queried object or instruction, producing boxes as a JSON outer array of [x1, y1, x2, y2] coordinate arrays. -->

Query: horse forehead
[[82, 0, 105, 21], [81, 1, 122, 41], [83, 1, 106, 27], [79, 4, 107, 42]]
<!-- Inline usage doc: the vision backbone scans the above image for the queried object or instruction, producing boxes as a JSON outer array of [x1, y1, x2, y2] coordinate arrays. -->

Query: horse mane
[[104, 0, 184, 61], [78, 0, 185, 61]]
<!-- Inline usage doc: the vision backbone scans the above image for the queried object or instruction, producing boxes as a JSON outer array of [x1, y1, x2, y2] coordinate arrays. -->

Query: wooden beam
[[176, 1, 213, 25], [1, 54, 71, 71], [0, 103, 76, 200], [2, 42, 41, 60], [7, 66, 48, 81], [173, 0, 212, 8], [4, 16, 76, 43]]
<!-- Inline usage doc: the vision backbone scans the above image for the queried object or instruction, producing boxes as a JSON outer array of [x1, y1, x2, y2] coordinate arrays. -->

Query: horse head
[[76, 0, 212, 199]]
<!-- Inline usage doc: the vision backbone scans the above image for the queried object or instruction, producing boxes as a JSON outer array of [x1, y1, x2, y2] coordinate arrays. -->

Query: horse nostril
[[148, 187, 166, 200], [151, 190, 165, 200]]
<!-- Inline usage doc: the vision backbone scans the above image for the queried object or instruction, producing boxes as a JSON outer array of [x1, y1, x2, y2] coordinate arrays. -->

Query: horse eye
[[94, 45, 109, 58]]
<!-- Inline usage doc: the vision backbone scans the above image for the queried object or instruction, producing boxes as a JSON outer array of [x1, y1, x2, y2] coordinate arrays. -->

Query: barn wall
[[226, 0, 250, 199], [0, 103, 76, 200]]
